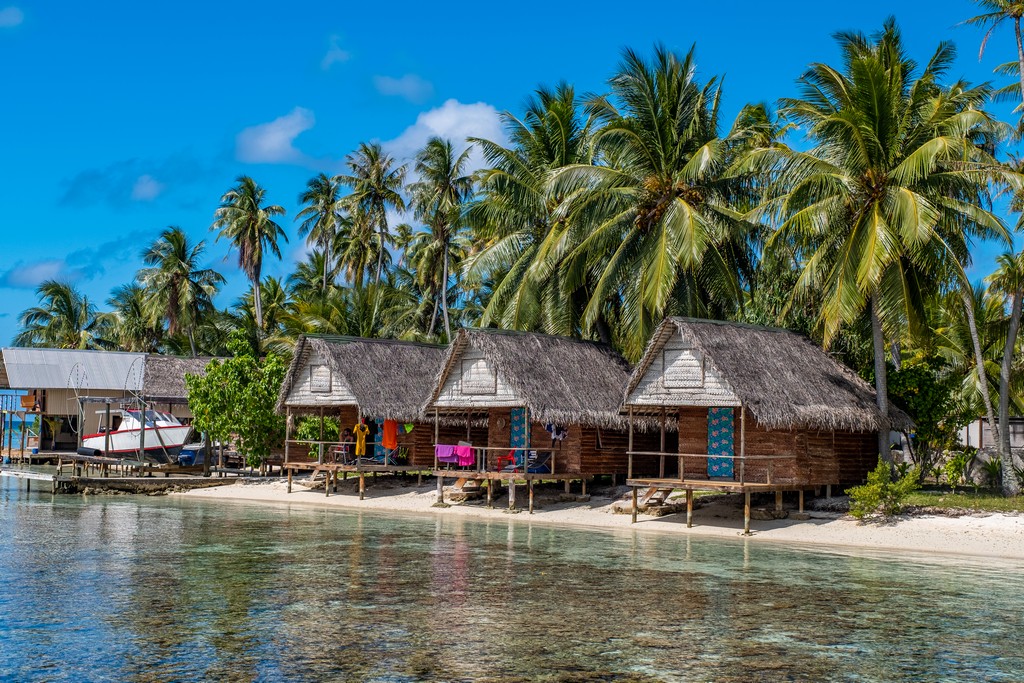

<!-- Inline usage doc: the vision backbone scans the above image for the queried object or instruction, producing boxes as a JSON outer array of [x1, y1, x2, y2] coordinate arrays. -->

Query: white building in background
[[958, 418, 1024, 450]]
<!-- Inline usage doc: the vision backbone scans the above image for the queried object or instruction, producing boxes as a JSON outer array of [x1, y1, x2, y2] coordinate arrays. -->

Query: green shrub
[[944, 450, 976, 492], [295, 417, 340, 459], [980, 457, 1003, 489], [848, 458, 921, 520]]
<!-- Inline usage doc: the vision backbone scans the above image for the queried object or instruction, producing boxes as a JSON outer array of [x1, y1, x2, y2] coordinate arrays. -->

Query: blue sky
[[0, 0, 1018, 343]]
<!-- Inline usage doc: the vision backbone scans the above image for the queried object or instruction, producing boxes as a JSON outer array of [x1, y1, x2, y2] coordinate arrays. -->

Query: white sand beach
[[177, 476, 1024, 564]]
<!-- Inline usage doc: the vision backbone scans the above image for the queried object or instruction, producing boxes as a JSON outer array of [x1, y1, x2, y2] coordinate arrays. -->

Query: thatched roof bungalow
[[623, 317, 912, 490], [424, 329, 647, 477], [278, 335, 446, 468]]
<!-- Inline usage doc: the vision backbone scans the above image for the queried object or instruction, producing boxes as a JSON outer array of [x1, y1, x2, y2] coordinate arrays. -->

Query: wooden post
[[743, 491, 751, 535], [77, 401, 84, 449], [103, 404, 111, 456], [325, 470, 331, 498], [359, 473, 365, 500], [659, 408, 666, 478], [486, 479, 493, 507], [631, 486, 638, 524], [284, 408, 291, 465], [138, 401, 146, 458], [564, 479, 570, 494], [775, 490, 782, 512], [433, 409, 439, 469], [686, 489, 693, 528], [435, 474, 443, 504], [627, 406, 634, 479], [798, 489, 804, 513], [287, 467, 293, 493], [202, 431, 211, 477], [826, 484, 832, 499], [318, 408, 325, 465], [508, 479, 516, 510], [528, 479, 534, 514], [581, 478, 587, 496], [739, 405, 746, 484]]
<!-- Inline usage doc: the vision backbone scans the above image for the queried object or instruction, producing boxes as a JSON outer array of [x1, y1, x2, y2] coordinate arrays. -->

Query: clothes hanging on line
[[453, 444, 475, 467], [354, 423, 370, 456], [435, 444, 458, 464], [382, 419, 398, 450]]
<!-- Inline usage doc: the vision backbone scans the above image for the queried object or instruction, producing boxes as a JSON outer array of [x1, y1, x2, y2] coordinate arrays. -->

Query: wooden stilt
[[743, 492, 751, 535], [436, 475, 443, 505], [631, 487, 638, 524], [581, 478, 587, 496], [333, 470, 338, 493], [564, 479, 571, 494], [686, 489, 693, 528], [826, 484, 832, 499], [417, 473, 422, 486], [528, 479, 534, 514], [799, 489, 804, 513], [287, 468, 293, 493], [359, 473, 365, 500], [509, 479, 516, 510], [486, 480, 493, 507], [775, 490, 783, 512], [325, 471, 331, 497]]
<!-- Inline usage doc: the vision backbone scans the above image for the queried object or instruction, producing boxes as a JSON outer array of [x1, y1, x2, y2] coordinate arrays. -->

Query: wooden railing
[[432, 444, 556, 475], [627, 450, 797, 485]]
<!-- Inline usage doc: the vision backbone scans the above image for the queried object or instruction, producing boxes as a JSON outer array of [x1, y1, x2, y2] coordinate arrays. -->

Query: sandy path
[[176, 477, 1024, 565]]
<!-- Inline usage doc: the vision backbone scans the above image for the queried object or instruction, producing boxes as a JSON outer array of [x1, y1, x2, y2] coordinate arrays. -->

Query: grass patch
[[905, 489, 1024, 513]]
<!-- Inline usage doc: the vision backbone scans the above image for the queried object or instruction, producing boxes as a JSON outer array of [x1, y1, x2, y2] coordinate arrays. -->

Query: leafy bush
[[944, 450, 977, 492], [848, 458, 921, 520], [980, 457, 1003, 489], [295, 417, 340, 459], [1013, 464, 1024, 492]]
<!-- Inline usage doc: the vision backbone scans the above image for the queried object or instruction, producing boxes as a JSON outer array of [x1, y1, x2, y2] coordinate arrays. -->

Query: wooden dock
[[1, 466, 245, 494]]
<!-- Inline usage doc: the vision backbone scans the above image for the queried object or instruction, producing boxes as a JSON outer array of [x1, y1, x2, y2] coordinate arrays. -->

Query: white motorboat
[[81, 409, 194, 463]]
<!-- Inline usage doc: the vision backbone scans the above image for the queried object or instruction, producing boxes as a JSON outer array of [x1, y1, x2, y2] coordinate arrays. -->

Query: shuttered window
[[460, 357, 497, 395]]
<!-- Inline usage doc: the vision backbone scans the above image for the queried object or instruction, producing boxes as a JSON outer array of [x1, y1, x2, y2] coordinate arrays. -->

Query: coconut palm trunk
[[870, 292, 891, 463], [961, 285, 1000, 447], [1015, 17, 1024, 105], [441, 244, 452, 340], [253, 274, 264, 333], [999, 288, 1022, 495]]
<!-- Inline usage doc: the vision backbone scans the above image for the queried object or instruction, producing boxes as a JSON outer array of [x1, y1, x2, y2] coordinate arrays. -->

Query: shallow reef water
[[0, 475, 1021, 682]]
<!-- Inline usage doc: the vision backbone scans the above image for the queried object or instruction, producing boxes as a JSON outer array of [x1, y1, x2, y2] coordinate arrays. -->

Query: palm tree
[[763, 19, 1017, 461], [296, 173, 343, 292], [336, 142, 406, 287], [465, 83, 596, 336], [551, 47, 755, 359], [212, 176, 287, 332], [14, 280, 105, 349], [965, 1, 1024, 109], [137, 227, 225, 356], [988, 251, 1024, 494], [103, 283, 163, 352], [408, 137, 475, 340]]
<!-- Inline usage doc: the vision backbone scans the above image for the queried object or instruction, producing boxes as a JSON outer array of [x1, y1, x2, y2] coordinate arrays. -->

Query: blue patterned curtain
[[374, 418, 385, 459], [707, 407, 734, 478], [510, 408, 530, 457]]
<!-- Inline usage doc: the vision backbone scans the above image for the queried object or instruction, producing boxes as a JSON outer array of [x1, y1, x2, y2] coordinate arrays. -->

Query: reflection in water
[[0, 476, 1022, 682]]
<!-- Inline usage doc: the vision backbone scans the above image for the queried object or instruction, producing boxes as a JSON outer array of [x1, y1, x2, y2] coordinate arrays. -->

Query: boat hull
[[81, 425, 193, 463]]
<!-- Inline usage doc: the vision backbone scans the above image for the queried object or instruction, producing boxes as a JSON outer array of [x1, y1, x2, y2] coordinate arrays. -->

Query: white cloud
[[383, 99, 506, 174], [235, 107, 315, 165], [374, 74, 434, 104], [0, 7, 23, 28], [321, 35, 350, 70], [130, 174, 164, 201], [0, 260, 87, 289]]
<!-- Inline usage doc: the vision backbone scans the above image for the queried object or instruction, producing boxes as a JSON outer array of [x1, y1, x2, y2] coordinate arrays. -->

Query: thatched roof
[[143, 355, 218, 402], [427, 329, 633, 428], [625, 318, 914, 433], [277, 335, 445, 421]]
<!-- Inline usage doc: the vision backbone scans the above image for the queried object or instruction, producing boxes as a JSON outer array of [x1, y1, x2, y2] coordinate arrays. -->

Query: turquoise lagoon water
[[0, 475, 1022, 682]]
